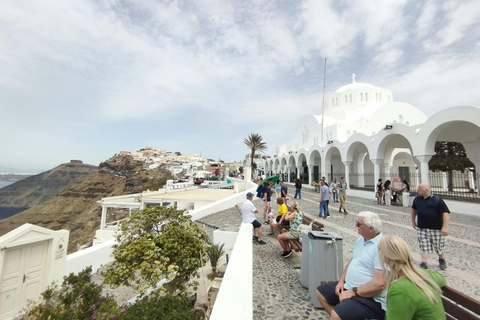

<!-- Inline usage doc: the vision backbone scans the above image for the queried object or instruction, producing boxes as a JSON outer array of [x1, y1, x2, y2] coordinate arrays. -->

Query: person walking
[[294, 178, 302, 199], [319, 181, 329, 219], [330, 178, 338, 202], [384, 180, 392, 206], [242, 192, 266, 245], [316, 211, 386, 320], [262, 183, 272, 225], [337, 176, 348, 214], [411, 183, 450, 270], [280, 180, 289, 206]]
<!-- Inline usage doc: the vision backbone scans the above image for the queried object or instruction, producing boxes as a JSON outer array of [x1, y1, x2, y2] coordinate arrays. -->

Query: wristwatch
[[352, 287, 359, 296]]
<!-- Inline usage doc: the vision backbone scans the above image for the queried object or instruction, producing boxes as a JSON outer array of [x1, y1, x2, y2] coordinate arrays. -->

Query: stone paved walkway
[[198, 187, 480, 320]]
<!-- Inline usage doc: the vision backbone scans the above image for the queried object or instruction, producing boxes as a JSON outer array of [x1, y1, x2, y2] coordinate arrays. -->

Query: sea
[[0, 180, 29, 220]]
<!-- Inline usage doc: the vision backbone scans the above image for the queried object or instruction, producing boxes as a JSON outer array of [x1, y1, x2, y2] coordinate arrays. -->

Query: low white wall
[[189, 182, 257, 221], [213, 230, 238, 250], [65, 238, 116, 275], [210, 223, 252, 320]]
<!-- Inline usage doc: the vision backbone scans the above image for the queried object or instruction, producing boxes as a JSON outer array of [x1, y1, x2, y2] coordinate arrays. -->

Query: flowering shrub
[[22, 267, 121, 320]]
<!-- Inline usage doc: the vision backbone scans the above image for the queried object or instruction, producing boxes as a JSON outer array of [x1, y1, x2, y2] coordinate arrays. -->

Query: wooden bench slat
[[442, 286, 480, 315], [442, 296, 479, 320]]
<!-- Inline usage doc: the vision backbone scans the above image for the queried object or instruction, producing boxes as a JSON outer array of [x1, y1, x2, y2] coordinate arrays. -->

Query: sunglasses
[[355, 221, 365, 228]]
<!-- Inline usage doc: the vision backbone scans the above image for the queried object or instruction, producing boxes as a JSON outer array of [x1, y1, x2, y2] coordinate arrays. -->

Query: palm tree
[[243, 133, 267, 170]]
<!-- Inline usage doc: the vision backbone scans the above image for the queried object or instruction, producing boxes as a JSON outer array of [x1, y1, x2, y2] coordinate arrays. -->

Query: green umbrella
[[256, 175, 279, 192]]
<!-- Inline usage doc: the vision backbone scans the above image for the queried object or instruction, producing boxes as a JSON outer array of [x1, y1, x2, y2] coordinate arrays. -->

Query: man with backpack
[[411, 183, 450, 270]]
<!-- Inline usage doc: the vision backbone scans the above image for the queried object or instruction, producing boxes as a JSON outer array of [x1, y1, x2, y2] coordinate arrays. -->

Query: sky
[[1, 0, 479, 172]]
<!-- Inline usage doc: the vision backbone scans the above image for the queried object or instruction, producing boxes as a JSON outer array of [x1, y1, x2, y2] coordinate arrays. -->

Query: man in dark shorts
[[316, 211, 386, 320], [411, 183, 450, 270], [242, 192, 266, 244], [280, 180, 288, 206]]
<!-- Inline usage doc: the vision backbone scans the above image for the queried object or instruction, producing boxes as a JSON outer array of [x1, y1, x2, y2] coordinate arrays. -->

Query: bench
[[287, 215, 324, 252], [442, 285, 480, 320]]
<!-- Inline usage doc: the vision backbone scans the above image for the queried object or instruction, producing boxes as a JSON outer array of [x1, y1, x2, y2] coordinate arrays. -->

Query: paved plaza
[[198, 187, 480, 320]]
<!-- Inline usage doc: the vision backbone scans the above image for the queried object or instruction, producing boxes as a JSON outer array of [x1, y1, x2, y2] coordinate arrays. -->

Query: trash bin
[[307, 231, 343, 308], [300, 230, 310, 288]]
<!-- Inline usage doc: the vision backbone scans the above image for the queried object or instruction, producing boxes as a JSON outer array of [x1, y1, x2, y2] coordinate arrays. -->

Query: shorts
[[417, 228, 445, 254], [316, 282, 385, 320], [339, 194, 346, 203], [251, 220, 262, 228], [286, 230, 301, 239], [276, 216, 290, 226], [264, 201, 271, 209]]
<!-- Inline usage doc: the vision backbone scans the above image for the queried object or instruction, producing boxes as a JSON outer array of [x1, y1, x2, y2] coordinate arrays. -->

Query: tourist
[[337, 176, 348, 214], [384, 180, 392, 206], [316, 211, 386, 320], [275, 180, 281, 199], [241, 192, 266, 245], [280, 180, 289, 206], [411, 183, 450, 270], [378, 235, 446, 320], [294, 178, 302, 199], [330, 178, 338, 202], [267, 197, 289, 235], [376, 178, 383, 205], [276, 201, 303, 258], [319, 180, 329, 219], [263, 183, 272, 225]]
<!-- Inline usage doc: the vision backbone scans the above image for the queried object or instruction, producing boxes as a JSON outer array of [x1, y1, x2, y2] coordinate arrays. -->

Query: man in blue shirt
[[316, 211, 386, 320], [319, 180, 330, 218]]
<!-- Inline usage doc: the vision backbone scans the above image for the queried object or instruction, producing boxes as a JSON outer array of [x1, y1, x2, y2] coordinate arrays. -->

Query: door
[[0, 240, 49, 319]]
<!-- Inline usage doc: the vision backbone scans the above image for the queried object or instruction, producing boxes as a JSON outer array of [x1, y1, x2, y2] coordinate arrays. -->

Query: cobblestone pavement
[[198, 186, 480, 320]]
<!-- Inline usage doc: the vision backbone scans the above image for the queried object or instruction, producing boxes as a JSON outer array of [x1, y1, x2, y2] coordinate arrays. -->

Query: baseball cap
[[246, 192, 254, 198]]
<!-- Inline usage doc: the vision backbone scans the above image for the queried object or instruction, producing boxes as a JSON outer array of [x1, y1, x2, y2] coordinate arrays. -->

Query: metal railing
[[349, 171, 479, 203]]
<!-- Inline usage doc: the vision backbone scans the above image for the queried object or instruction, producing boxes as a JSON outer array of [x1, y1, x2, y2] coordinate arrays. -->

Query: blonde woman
[[276, 201, 303, 258], [378, 235, 446, 320]]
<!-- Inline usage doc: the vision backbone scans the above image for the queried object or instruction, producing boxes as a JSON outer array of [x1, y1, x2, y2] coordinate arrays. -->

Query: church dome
[[336, 82, 376, 93]]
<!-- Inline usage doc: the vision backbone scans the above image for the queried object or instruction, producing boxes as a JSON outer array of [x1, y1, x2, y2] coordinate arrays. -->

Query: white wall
[[65, 239, 115, 275]]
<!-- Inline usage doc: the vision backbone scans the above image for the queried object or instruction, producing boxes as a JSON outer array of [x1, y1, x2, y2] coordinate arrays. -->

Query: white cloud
[[0, 0, 479, 171]]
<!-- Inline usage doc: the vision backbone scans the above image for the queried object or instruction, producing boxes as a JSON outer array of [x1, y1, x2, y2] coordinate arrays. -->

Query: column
[[100, 205, 107, 230], [296, 166, 302, 180], [308, 165, 314, 185], [371, 159, 384, 182], [415, 155, 432, 185], [343, 161, 353, 187]]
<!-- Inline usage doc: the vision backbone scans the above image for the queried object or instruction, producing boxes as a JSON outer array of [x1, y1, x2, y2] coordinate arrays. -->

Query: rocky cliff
[[0, 155, 175, 253]]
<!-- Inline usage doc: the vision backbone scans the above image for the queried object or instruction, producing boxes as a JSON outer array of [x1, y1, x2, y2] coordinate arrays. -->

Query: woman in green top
[[277, 201, 303, 258], [378, 235, 446, 320]]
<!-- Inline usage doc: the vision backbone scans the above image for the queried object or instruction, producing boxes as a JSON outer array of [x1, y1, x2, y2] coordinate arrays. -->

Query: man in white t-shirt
[[242, 192, 266, 245]]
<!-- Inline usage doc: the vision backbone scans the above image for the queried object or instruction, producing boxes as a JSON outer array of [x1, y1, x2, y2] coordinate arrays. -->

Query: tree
[[103, 206, 209, 294], [243, 133, 267, 172], [206, 241, 225, 278], [429, 141, 475, 191]]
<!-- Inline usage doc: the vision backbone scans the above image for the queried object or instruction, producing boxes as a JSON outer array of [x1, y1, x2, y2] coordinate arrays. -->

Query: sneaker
[[327, 213, 331, 217], [343, 209, 348, 215], [282, 250, 293, 258], [439, 259, 447, 270], [253, 236, 258, 242], [267, 232, 275, 236], [263, 221, 269, 225], [420, 262, 428, 269], [339, 208, 342, 212], [257, 239, 266, 245]]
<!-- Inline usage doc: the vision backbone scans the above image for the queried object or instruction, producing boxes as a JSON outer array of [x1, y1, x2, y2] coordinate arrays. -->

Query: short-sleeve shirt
[[278, 203, 288, 216], [345, 234, 386, 310], [320, 185, 330, 201], [412, 194, 450, 230], [338, 180, 347, 195], [263, 187, 271, 202], [281, 185, 288, 197], [241, 199, 257, 223]]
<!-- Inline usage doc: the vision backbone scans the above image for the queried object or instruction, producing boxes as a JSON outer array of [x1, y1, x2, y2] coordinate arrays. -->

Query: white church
[[261, 75, 480, 196]]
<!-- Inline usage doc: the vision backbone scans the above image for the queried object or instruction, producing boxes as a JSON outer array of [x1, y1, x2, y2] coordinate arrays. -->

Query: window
[[365, 93, 368, 101], [335, 97, 338, 105]]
